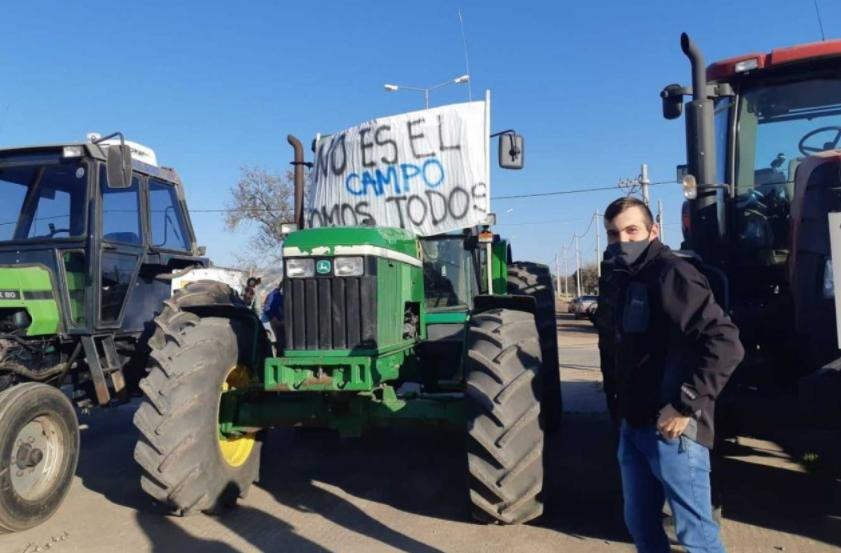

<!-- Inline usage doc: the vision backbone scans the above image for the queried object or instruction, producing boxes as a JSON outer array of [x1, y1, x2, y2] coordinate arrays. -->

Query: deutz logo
[[316, 260, 332, 275]]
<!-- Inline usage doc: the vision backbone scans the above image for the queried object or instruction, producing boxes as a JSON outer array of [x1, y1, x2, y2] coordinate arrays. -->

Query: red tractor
[[662, 34, 841, 424]]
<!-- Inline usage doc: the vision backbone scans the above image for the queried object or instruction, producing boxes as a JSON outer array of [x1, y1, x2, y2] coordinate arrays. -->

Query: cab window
[[101, 167, 142, 245], [421, 236, 478, 309], [148, 179, 190, 251], [0, 159, 87, 241]]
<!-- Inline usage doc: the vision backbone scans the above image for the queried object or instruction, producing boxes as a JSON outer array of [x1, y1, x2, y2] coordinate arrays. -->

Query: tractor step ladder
[[81, 335, 126, 405]]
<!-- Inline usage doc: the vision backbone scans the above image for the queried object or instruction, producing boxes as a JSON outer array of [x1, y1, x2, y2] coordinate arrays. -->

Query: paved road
[[3, 312, 841, 552]]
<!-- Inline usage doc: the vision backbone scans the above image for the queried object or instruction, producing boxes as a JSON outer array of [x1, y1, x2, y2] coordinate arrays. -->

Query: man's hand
[[657, 404, 691, 440]]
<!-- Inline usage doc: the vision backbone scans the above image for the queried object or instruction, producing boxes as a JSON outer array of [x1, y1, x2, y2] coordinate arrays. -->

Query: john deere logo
[[316, 260, 332, 274]]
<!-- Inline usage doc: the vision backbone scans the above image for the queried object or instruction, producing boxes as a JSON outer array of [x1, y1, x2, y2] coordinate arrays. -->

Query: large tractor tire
[[133, 281, 266, 515], [508, 262, 562, 431], [0, 382, 79, 532], [465, 308, 544, 524]]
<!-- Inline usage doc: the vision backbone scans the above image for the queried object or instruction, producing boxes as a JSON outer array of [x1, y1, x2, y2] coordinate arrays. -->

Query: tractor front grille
[[283, 260, 377, 351]]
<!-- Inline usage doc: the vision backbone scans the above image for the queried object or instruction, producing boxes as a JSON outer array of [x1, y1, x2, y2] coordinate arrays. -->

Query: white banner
[[305, 101, 489, 236]]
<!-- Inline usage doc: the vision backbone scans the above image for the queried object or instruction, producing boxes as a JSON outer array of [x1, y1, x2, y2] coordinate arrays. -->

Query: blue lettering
[[347, 161, 445, 197], [345, 173, 364, 196], [375, 166, 401, 194], [400, 163, 421, 192], [361, 171, 381, 196], [422, 158, 445, 188]]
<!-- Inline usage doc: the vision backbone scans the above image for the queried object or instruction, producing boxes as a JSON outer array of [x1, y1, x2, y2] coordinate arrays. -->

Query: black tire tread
[[507, 262, 562, 431], [133, 281, 264, 516], [466, 308, 544, 525]]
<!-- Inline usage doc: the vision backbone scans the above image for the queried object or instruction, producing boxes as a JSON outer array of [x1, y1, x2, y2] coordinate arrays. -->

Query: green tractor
[[134, 107, 562, 524], [0, 134, 209, 531]]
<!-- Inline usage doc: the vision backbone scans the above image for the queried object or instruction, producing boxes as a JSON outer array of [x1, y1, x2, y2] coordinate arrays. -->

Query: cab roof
[[708, 38, 841, 81], [0, 143, 181, 184]]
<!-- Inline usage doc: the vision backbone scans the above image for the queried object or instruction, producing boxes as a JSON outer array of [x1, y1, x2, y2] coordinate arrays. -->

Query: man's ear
[[649, 223, 661, 241]]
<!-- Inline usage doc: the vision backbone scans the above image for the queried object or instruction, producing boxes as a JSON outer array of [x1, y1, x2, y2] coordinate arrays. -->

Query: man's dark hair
[[604, 197, 654, 229]]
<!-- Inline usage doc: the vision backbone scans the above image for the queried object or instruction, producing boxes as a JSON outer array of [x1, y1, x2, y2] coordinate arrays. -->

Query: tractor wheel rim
[[10, 416, 63, 501], [218, 365, 256, 468]]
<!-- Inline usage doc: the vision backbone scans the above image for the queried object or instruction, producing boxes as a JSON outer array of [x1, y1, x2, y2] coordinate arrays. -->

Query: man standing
[[261, 281, 284, 351], [598, 197, 744, 553]]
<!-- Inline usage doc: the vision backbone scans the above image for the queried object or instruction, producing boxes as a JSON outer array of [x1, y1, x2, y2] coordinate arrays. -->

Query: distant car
[[567, 298, 579, 313], [585, 302, 598, 324], [572, 295, 598, 319]]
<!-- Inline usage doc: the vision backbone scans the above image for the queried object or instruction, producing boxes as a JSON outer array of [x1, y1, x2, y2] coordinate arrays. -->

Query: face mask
[[604, 239, 651, 268]]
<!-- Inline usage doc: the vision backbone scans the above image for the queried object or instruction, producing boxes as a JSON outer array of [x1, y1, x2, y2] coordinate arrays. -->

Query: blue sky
[[1, 0, 839, 271]]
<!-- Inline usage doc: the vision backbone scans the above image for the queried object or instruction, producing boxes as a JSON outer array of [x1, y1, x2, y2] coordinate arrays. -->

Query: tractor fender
[[170, 279, 260, 322]]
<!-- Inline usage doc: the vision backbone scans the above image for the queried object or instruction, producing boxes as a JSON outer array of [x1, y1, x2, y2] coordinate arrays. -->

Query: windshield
[[420, 235, 478, 309], [731, 77, 841, 266], [0, 156, 88, 242]]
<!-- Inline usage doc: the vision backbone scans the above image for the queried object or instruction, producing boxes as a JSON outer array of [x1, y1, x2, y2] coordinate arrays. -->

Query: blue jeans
[[618, 421, 725, 553]]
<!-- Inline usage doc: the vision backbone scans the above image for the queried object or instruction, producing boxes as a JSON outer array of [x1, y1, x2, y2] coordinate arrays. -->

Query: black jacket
[[597, 240, 744, 449]]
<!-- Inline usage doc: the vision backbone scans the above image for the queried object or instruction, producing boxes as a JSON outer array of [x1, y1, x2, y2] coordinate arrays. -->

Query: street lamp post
[[383, 74, 470, 109]]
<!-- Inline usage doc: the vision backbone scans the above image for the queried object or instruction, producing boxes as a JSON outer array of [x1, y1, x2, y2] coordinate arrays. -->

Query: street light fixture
[[383, 74, 471, 109]]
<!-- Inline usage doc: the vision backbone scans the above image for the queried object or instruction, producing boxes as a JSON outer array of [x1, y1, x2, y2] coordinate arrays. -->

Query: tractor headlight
[[334, 256, 364, 277], [0, 309, 31, 333], [823, 258, 834, 299], [12, 310, 31, 330], [286, 258, 314, 278]]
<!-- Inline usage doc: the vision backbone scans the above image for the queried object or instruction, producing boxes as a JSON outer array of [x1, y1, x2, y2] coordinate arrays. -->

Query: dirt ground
[[2, 309, 840, 553]]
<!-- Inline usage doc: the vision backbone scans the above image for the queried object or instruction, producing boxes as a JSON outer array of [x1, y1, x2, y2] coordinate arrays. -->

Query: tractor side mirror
[[106, 144, 132, 189], [661, 84, 684, 120], [498, 133, 524, 170]]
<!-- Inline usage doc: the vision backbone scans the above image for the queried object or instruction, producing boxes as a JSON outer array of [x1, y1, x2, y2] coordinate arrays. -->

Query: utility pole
[[594, 210, 602, 278], [640, 163, 650, 206], [555, 253, 561, 297], [575, 234, 582, 297], [657, 199, 665, 243], [562, 246, 568, 296]]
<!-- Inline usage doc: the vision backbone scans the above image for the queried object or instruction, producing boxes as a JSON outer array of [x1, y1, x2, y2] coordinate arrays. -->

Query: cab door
[[96, 165, 145, 330]]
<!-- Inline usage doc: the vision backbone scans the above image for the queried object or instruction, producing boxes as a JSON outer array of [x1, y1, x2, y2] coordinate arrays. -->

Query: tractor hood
[[278, 226, 424, 355], [282, 227, 421, 266], [0, 264, 60, 336]]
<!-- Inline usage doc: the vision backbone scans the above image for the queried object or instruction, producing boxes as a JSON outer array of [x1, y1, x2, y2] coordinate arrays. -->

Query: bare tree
[[578, 263, 600, 294], [558, 263, 600, 296], [225, 167, 295, 265]]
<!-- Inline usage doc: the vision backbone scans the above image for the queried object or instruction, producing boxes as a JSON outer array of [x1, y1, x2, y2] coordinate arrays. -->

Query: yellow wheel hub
[[218, 365, 256, 468]]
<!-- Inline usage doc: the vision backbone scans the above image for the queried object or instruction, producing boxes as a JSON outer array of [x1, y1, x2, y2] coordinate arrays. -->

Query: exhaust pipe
[[287, 135, 305, 229], [681, 33, 707, 103], [680, 33, 724, 255], [680, 32, 715, 189]]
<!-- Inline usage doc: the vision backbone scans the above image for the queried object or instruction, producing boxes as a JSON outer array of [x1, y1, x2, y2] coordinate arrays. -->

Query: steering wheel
[[47, 227, 71, 237], [798, 126, 841, 155]]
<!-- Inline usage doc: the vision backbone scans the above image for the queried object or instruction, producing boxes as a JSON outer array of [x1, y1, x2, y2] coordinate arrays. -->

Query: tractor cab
[[0, 135, 201, 338], [421, 232, 481, 309], [0, 134, 211, 532], [663, 34, 841, 371]]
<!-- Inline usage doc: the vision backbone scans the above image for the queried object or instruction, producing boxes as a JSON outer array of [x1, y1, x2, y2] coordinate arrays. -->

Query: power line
[[496, 216, 593, 227], [189, 208, 278, 213], [493, 179, 674, 201], [185, 179, 675, 213]]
